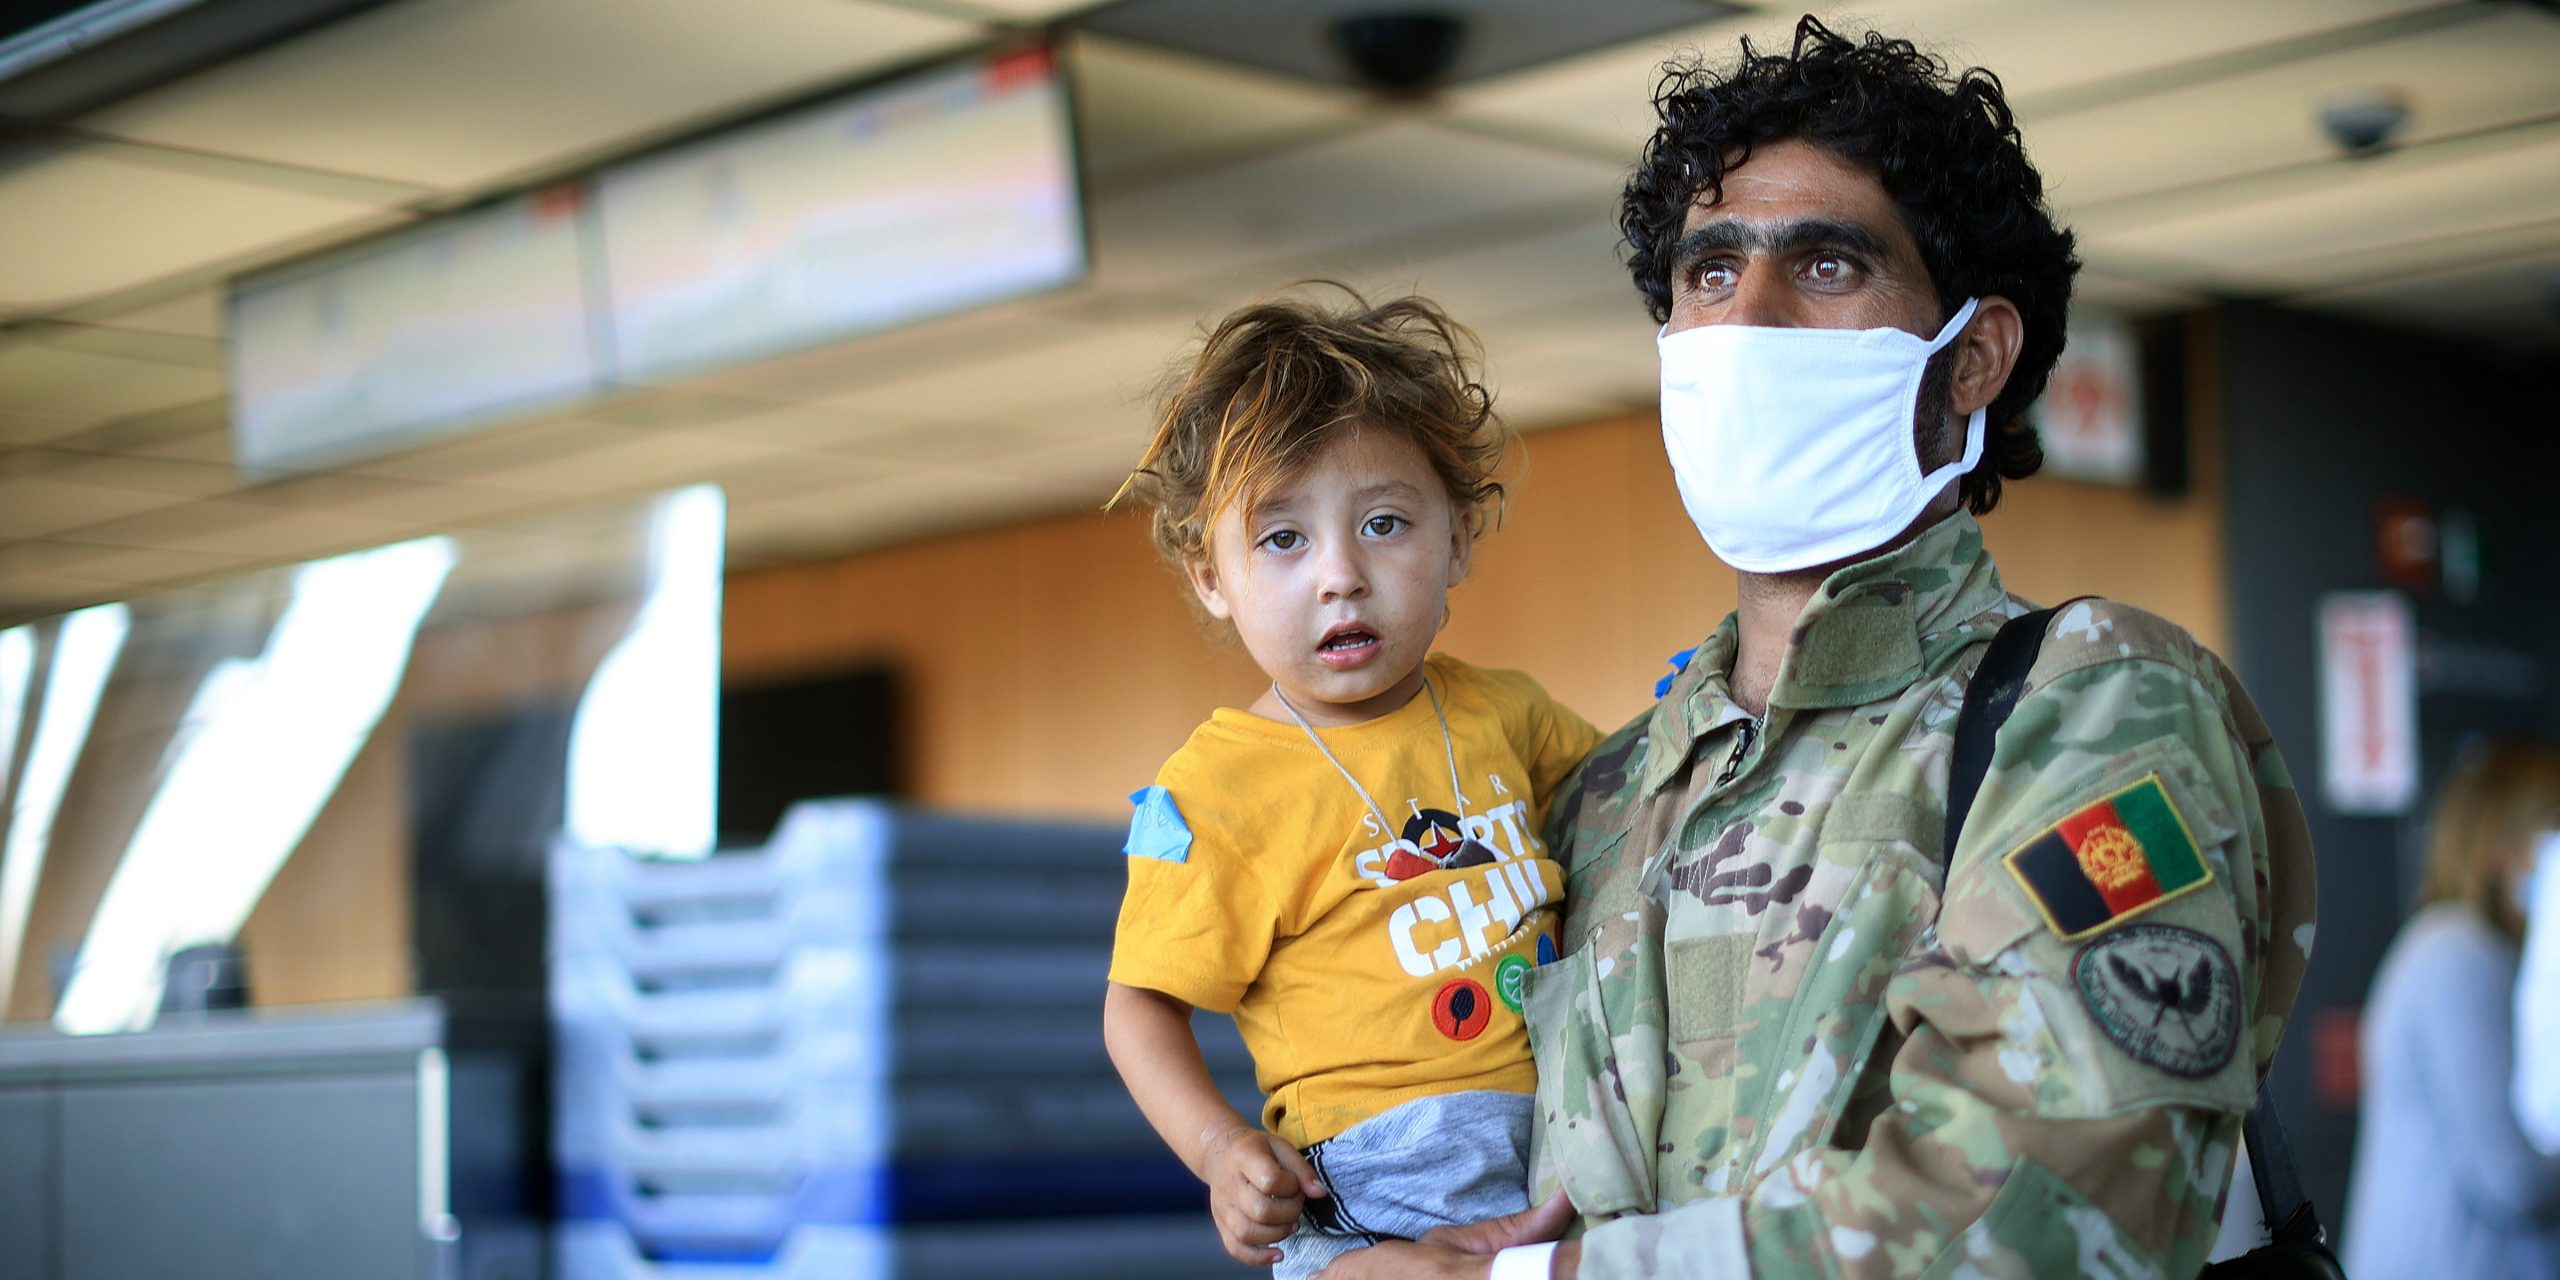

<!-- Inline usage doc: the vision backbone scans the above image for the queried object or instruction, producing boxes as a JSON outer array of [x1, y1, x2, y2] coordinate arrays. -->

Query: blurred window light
[[0, 608, 127, 1018], [565, 485, 723, 860], [55, 539, 454, 1034]]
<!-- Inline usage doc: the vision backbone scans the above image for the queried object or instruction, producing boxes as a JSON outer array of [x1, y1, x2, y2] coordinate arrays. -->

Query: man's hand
[[1314, 1191, 1577, 1279], [1201, 1123, 1327, 1265]]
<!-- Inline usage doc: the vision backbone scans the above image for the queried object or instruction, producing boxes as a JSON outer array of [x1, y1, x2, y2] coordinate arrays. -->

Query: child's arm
[[1103, 980, 1328, 1265]]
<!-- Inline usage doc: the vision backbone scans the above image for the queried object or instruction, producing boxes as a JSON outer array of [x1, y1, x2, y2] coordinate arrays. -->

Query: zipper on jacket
[[1714, 718, 1759, 787]]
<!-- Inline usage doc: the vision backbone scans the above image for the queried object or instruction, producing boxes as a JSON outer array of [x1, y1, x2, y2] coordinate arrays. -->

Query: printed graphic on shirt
[[2073, 923, 2240, 1078], [1432, 978, 1492, 1040], [1387, 807, 1501, 880], [2002, 773, 2211, 940], [1351, 772, 1541, 889], [1384, 854, 1560, 979]]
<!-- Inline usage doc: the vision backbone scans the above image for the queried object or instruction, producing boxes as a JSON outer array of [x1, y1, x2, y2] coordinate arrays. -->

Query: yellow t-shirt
[[1109, 654, 1601, 1148]]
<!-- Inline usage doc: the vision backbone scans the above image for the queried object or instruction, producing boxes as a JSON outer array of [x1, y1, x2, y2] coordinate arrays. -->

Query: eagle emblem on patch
[[2001, 773, 2213, 941], [2074, 924, 2240, 1078]]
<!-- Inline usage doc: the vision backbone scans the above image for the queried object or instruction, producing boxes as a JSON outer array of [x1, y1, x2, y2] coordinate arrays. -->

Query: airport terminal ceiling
[[0, 0, 2557, 625]]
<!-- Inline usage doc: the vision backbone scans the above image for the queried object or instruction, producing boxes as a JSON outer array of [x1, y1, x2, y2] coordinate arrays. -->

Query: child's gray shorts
[[1270, 1089, 1532, 1280]]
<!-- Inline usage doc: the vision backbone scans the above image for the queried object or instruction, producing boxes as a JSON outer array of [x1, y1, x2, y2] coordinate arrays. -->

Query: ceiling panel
[[840, 415, 1110, 468], [36, 544, 263, 586], [84, 288, 227, 340], [2080, 134, 2560, 291], [0, 473, 198, 540], [1435, 7, 1805, 155], [40, 498, 286, 550], [1065, 34, 1361, 190], [1920, 0, 2455, 107], [162, 507, 427, 559], [340, 418, 644, 483], [81, 0, 980, 192], [1337, 216, 1634, 331], [725, 465, 1086, 560], [1087, 120, 1626, 292], [0, 342, 226, 440], [0, 140, 395, 308], [462, 428, 802, 496], [822, 323, 1179, 422], [2030, 7, 2560, 214], [2295, 246, 2560, 348]]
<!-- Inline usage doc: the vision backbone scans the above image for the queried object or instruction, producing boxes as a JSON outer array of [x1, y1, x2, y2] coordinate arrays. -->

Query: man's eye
[[1365, 515, 1407, 537], [1806, 254, 1859, 286], [1261, 530, 1302, 552], [1687, 261, 1736, 293]]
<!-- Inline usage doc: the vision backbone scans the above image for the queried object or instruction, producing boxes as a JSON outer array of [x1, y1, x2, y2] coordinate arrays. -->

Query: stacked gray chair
[[550, 799, 1257, 1278]]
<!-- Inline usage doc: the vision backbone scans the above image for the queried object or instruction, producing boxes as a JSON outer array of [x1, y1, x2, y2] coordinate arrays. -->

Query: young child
[[1101, 285, 1599, 1277]]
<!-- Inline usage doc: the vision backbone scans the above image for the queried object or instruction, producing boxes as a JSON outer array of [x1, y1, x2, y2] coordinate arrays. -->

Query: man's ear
[[1185, 553, 1232, 621], [1951, 295, 2025, 416]]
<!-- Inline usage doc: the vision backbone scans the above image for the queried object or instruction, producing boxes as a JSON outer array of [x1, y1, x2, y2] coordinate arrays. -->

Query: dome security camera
[[2319, 89, 2411, 158], [1330, 12, 1466, 93]]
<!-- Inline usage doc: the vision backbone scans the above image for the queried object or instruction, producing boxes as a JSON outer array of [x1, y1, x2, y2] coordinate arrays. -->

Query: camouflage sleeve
[[1575, 602, 2310, 1280]]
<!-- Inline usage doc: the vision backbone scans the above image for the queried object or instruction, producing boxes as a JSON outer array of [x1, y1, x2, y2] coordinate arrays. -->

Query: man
[[1320, 17, 2317, 1280]]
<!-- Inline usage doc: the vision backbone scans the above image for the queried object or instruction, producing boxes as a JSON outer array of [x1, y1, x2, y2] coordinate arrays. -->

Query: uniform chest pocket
[[1727, 837, 1945, 1178]]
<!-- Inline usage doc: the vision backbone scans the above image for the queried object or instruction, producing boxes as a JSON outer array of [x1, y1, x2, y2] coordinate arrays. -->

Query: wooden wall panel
[[2, 397, 2230, 1022], [729, 407, 2227, 821]]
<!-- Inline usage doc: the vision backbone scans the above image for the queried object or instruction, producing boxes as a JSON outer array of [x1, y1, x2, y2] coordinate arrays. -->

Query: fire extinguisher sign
[[2317, 592, 2417, 816]]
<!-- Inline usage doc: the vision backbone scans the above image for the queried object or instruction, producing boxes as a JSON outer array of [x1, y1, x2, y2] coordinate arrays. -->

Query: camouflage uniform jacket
[[1525, 512, 2317, 1279]]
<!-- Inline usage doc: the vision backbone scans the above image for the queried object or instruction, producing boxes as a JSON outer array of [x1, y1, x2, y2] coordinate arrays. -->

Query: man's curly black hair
[[1622, 15, 2081, 514]]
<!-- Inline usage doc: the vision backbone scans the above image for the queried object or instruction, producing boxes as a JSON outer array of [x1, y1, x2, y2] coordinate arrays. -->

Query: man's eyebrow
[[1666, 218, 1893, 272]]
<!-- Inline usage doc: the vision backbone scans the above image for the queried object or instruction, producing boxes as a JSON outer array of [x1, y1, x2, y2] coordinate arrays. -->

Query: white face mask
[[1658, 298, 1986, 574]]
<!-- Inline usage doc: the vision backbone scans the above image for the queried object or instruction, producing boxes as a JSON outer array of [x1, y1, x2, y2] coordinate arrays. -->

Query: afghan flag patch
[[2002, 774, 2212, 941]]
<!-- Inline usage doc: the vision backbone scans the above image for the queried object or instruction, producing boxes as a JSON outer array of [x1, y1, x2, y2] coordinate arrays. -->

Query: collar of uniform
[[1639, 612, 1747, 797], [1636, 512, 2005, 796], [1768, 509, 2006, 711]]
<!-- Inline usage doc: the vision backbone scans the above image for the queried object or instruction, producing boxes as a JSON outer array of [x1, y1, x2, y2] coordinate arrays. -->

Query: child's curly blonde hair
[[1109, 282, 1508, 567]]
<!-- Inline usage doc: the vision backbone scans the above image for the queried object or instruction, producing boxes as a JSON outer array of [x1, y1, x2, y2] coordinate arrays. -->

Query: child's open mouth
[[1317, 627, 1380, 667]]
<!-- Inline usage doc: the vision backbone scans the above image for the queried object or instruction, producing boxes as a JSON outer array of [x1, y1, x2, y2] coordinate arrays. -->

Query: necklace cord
[[1270, 674, 1470, 846]]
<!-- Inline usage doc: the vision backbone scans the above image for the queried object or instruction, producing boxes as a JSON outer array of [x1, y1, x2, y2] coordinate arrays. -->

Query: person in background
[[2516, 818, 2560, 1155], [2345, 738, 2560, 1279]]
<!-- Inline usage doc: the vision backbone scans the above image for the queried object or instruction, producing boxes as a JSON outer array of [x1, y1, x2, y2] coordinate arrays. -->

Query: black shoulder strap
[[1943, 605, 2058, 861], [1947, 603, 2337, 1274]]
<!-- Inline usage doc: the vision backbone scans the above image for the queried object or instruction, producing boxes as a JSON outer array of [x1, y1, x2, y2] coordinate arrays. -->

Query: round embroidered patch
[[1432, 978, 1492, 1040], [1535, 932, 1558, 966], [2073, 923, 2241, 1079], [1494, 955, 1530, 1013]]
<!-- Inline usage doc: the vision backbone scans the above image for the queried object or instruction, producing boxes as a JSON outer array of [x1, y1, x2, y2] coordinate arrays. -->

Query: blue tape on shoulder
[[1654, 646, 1699, 699], [1124, 785, 1194, 863]]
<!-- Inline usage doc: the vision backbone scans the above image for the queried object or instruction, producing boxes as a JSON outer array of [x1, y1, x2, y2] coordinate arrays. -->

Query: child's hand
[[1200, 1122, 1329, 1265]]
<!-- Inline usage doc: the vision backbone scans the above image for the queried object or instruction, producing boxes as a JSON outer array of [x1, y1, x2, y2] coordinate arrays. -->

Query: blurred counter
[[0, 997, 544, 1280]]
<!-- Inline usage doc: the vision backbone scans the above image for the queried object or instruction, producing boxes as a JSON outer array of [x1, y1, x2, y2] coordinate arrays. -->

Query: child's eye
[[1364, 515, 1407, 537], [1260, 529, 1303, 552]]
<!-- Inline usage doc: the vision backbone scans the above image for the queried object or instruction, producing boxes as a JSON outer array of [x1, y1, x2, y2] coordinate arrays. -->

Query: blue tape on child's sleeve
[[1653, 646, 1699, 699], [1124, 785, 1194, 863]]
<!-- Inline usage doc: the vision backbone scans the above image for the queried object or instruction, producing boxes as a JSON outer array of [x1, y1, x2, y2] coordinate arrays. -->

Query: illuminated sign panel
[[598, 49, 1082, 382], [227, 49, 1083, 473]]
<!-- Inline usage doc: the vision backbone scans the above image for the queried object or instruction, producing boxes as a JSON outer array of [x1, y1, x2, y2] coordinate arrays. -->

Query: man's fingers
[[1515, 1188, 1575, 1240], [1413, 1188, 1575, 1254]]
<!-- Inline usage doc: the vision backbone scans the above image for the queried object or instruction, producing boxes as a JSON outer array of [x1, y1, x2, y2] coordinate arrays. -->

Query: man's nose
[[1723, 266, 1795, 328]]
